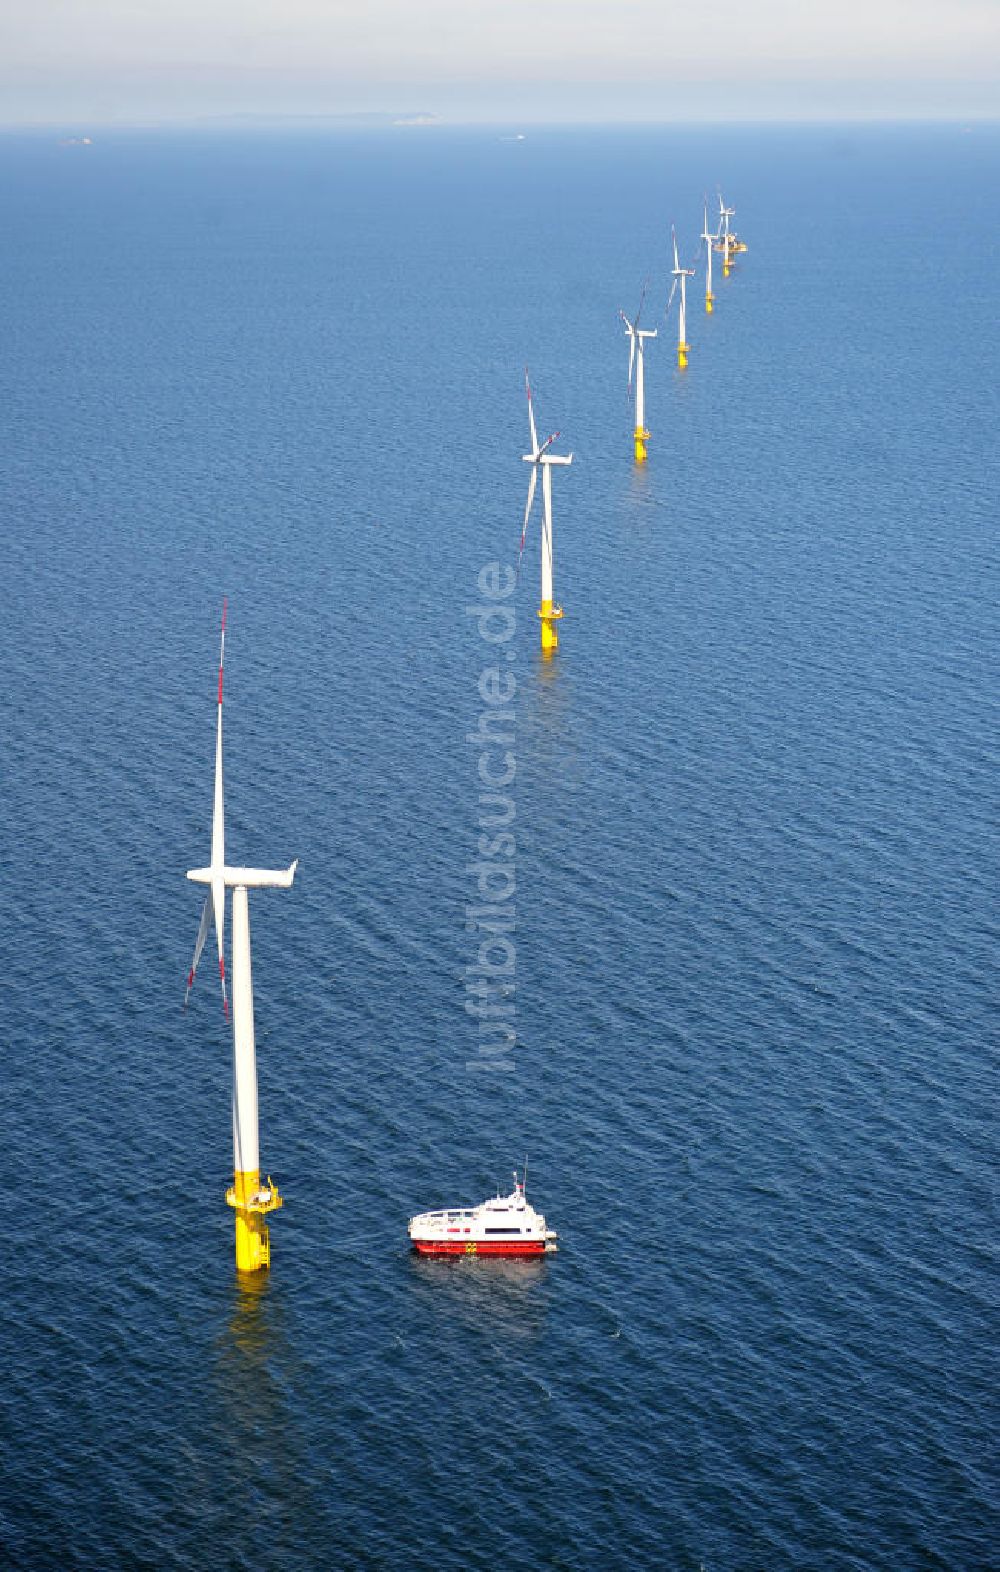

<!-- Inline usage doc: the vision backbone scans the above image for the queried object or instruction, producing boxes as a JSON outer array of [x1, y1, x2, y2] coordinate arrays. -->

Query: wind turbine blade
[[635, 280, 648, 331], [672, 225, 680, 271], [537, 430, 560, 458], [517, 466, 538, 577], [665, 278, 678, 318], [213, 876, 228, 1017], [184, 894, 212, 1007], [628, 334, 636, 399], [524, 366, 538, 453]]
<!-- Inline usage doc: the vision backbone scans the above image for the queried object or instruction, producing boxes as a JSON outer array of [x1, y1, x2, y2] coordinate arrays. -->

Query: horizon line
[[2, 112, 998, 133]]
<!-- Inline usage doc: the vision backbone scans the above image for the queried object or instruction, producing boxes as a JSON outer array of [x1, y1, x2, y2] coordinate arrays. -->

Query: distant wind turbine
[[716, 192, 748, 276], [671, 227, 696, 369], [519, 370, 572, 655], [620, 284, 657, 463], [701, 198, 718, 314]]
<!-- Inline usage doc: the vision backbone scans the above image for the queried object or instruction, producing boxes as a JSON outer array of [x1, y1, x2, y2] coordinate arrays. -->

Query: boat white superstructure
[[409, 1171, 558, 1257]]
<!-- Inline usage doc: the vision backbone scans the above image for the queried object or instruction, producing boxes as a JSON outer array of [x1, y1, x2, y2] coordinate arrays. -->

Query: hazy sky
[[2, 0, 998, 124]]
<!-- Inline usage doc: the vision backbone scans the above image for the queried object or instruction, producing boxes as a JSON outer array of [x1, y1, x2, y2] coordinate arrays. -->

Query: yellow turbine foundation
[[633, 426, 649, 463], [539, 599, 563, 656], [705, 293, 714, 314], [227, 1168, 283, 1273], [677, 343, 689, 370]]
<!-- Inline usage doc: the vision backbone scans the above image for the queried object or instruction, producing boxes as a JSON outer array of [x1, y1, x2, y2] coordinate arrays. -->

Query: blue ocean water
[[1, 122, 997, 1569]]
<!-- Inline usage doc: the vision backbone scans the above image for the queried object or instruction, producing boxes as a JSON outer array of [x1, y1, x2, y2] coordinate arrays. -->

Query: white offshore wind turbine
[[701, 198, 718, 314], [620, 284, 657, 462], [518, 369, 572, 656], [671, 226, 696, 369], [716, 193, 737, 277], [185, 602, 298, 1274]]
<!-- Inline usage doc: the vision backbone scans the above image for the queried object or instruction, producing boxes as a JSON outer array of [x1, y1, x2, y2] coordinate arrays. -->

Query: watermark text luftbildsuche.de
[[465, 562, 517, 1072]]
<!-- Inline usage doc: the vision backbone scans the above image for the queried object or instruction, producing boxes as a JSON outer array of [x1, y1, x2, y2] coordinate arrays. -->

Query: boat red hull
[[411, 1239, 547, 1257]]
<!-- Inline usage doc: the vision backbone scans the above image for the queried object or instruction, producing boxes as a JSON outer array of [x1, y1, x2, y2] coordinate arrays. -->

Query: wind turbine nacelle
[[187, 860, 299, 889]]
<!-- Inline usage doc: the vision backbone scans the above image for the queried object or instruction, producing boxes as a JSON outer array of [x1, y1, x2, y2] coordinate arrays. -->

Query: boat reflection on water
[[406, 1251, 552, 1342]]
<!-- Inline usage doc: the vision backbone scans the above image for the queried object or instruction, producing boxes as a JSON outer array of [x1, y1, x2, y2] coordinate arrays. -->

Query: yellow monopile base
[[539, 599, 563, 656], [723, 263, 731, 278], [677, 343, 689, 369], [226, 1169, 283, 1273], [634, 426, 650, 463], [706, 294, 714, 314]]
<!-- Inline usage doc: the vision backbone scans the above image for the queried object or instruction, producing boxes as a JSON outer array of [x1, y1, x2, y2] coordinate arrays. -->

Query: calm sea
[[1, 123, 997, 1570]]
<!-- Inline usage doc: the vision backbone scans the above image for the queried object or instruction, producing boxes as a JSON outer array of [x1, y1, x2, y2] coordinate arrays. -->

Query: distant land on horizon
[[2, 108, 999, 135], [213, 110, 441, 125]]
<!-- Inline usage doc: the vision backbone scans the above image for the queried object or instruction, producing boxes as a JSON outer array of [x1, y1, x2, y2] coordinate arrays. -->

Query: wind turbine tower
[[671, 227, 696, 370], [185, 602, 298, 1273], [519, 370, 572, 656], [620, 288, 657, 462], [701, 199, 718, 314]]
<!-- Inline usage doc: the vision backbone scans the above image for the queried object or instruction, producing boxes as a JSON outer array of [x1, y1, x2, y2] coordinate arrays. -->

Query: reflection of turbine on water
[[211, 1278, 331, 1553], [407, 1254, 551, 1342], [623, 456, 663, 551], [522, 645, 585, 787], [216, 1275, 294, 1444], [224, 1270, 272, 1355], [626, 452, 656, 506]]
